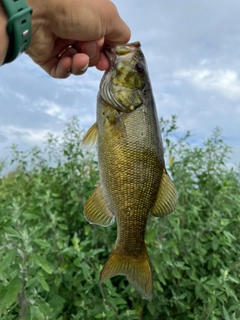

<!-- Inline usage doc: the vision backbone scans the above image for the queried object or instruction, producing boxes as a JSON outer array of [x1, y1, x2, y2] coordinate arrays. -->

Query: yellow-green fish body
[[82, 42, 177, 300]]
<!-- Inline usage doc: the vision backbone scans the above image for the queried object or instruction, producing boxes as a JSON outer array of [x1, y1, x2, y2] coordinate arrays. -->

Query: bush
[[0, 116, 239, 319]]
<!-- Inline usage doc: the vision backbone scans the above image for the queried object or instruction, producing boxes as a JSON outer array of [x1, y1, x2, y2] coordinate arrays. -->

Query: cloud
[[175, 68, 240, 100], [1, 0, 240, 166], [0, 124, 62, 144]]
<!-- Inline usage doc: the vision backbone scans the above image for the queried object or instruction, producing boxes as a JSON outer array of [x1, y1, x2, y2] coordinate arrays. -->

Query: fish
[[82, 41, 177, 300]]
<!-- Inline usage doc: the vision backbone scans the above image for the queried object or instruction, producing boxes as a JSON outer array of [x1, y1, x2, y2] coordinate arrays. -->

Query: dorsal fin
[[81, 122, 98, 148]]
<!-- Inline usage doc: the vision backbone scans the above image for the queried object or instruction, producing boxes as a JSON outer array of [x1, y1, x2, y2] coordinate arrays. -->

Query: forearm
[[0, 3, 9, 65]]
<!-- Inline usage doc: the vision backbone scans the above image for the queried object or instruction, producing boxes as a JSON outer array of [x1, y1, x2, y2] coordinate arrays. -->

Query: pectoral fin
[[84, 185, 115, 227], [106, 108, 127, 140], [81, 122, 98, 148], [151, 170, 178, 217]]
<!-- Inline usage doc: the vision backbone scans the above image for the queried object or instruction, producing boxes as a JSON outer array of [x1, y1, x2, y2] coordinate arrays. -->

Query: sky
[[0, 0, 240, 166]]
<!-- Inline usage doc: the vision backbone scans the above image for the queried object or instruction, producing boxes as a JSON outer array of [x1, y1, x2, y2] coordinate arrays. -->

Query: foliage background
[[0, 116, 239, 320]]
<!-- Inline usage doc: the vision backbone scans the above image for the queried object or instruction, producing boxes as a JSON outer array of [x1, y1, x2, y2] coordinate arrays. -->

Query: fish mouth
[[104, 45, 116, 66], [104, 41, 141, 67], [100, 42, 142, 112]]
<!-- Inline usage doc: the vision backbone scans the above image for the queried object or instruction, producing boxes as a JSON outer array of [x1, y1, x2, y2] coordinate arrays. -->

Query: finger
[[52, 56, 72, 78], [74, 41, 100, 67], [74, 40, 110, 71], [42, 45, 90, 78], [51, 46, 76, 78], [96, 52, 110, 71], [104, 24, 131, 46], [71, 53, 89, 75], [51, 0, 131, 46], [53, 40, 76, 60], [39, 44, 76, 78], [96, 37, 105, 51], [100, 3, 131, 45]]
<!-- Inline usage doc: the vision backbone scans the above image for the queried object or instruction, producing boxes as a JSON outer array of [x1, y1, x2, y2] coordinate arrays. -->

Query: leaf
[[156, 270, 166, 285], [81, 261, 90, 279], [32, 254, 52, 274], [223, 230, 236, 243], [145, 229, 155, 243], [38, 300, 52, 316], [38, 274, 50, 292], [212, 237, 219, 251], [33, 239, 51, 249], [91, 248, 105, 256], [172, 268, 181, 279], [50, 295, 66, 313], [0, 276, 21, 314], [231, 313, 236, 320], [0, 287, 8, 315], [58, 224, 68, 230], [95, 313, 105, 319], [30, 306, 45, 320], [172, 241, 179, 255], [222, 306, 231, 320], [116, 298, 127, 305], [0, 250, 16, 272], [228, 276, 240, 284], [212, 259, 218, 268], [3, 227, 22, 238], [147, 302, 155, 315], [195, 284, 206, 301], [5, 276, 21, 304]]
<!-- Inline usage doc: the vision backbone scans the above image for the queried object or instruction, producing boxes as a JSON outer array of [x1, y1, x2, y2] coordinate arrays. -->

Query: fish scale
[[98, 106, 162, 258], [82, 42, 178, 300]]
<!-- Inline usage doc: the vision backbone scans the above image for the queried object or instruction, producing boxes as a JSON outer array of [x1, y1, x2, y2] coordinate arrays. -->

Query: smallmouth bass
[[82, 42, 177, 300]]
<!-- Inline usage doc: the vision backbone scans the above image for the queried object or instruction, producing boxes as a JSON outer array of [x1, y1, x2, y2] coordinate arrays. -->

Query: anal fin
[[84, 185, 115, 227], [151, 169, 178, 217]]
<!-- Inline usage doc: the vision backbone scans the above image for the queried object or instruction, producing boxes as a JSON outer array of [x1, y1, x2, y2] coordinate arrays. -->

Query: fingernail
[[80, 64, 89, 72]]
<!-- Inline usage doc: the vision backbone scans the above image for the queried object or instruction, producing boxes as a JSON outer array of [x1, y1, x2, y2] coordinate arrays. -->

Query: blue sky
[[0, 0, 239, 165]]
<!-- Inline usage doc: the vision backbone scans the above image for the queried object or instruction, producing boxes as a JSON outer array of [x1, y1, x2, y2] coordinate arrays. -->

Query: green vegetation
[[0, 116, 239, 320]]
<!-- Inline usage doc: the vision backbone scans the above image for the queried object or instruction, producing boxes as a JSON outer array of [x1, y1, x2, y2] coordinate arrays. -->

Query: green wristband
[[2, 0, 32, 64]]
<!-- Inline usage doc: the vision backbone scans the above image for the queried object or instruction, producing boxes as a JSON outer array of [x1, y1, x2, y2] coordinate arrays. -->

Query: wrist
[[24, 0, 50, 60], [1, 0, 33, 65], [0, 3, 9, 65]]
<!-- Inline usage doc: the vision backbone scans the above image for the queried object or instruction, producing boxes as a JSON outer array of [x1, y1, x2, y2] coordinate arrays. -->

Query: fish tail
[[100, 245, 153, 300]]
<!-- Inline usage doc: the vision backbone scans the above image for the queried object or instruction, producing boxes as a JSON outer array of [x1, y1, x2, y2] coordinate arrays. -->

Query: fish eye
[[135, 63, 144, 73]]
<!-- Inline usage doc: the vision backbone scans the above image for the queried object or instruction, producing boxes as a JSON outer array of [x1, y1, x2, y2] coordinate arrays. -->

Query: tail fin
[[100, 246, 153, 300]]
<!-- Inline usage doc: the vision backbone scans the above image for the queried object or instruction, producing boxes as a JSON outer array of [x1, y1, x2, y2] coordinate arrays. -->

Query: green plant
[[0, 116, 239, 319]]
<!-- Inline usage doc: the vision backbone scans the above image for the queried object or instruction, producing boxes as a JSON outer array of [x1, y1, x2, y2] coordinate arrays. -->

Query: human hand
[[25, 0, 130, 78]]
